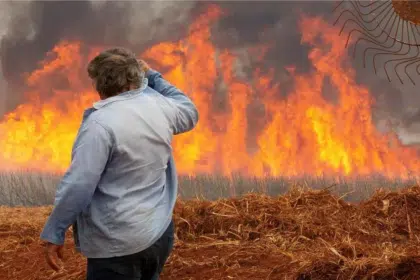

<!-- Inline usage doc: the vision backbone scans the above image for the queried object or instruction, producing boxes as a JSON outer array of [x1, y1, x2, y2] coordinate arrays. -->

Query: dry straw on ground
[[1, 186, 420, 279]]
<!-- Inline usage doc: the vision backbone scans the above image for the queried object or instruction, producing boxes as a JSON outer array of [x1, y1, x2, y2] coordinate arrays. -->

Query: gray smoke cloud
[[211, 1, 420, 143], [0, 0, 196, 113], [332, 0, 420, 144], [0, 0, 418, 143], [0, 1, 26, 116]]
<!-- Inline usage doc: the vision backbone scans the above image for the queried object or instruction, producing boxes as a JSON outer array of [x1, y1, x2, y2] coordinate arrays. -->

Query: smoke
[[0, 1, 28, 116], [209, 1, 417, 140], [332, 1, 420, 144], [216, 1, 420, 144], [212, 2, 331, 71], [0, 0, 196, 112], [0, 0, 418, 142]]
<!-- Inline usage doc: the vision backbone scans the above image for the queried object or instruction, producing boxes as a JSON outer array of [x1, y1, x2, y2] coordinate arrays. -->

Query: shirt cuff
[[145, 69, 161, 88], [145, 69, 159, 77], [40, 224, 66, 245]]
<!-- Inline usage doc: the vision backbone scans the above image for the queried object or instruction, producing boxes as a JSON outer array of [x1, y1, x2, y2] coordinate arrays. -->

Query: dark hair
[[87, 47, 143, 98]]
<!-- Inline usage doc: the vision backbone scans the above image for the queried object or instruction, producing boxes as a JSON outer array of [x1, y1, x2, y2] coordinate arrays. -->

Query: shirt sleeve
[[40, 119, 113, 245], [146, 69, 199, 135]]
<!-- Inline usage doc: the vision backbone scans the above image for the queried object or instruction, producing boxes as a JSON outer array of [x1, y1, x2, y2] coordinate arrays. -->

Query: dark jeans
[[86, 221, 174, 280]]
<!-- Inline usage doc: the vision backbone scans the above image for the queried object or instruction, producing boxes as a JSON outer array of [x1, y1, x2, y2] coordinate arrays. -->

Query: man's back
[[41, 49, 198, 279], [78, 86, 177, 257], [41, 69, 198, 259]]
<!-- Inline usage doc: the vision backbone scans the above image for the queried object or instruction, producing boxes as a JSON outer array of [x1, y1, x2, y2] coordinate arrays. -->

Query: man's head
[[87, 47, 143, 99]]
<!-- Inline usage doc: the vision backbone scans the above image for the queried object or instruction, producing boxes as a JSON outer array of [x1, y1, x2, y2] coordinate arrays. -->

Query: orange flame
[[0, 7, 419, 178]]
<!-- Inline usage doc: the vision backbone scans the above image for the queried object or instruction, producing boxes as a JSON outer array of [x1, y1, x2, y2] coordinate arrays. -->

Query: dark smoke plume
[[209, 1, 413, 141], [0, 0, 195, 113], [0, 1, 417, 143]]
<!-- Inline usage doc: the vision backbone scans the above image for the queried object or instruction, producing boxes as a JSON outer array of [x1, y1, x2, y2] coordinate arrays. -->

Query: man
[[40, 47, 198, 280]]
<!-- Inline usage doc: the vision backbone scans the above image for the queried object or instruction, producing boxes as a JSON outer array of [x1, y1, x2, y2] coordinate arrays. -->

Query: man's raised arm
[[145, 68, 199, 135]]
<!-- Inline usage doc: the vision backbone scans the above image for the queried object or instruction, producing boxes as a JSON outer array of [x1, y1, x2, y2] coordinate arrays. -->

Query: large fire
[[0, 6, 419, 178]]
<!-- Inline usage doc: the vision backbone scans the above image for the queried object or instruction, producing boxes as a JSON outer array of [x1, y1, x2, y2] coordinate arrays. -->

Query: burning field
[[1, 186, 420, 279], [1, 1, 420, 279], [0, 4, 419, 178]]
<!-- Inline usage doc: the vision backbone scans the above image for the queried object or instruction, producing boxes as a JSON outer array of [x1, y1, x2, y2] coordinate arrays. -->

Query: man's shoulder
[[143, 86, 161, 96], [80, 110, 111, 132]]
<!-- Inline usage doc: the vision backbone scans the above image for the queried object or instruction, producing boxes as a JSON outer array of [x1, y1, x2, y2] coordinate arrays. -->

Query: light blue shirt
[[40, 69, 198, 258]]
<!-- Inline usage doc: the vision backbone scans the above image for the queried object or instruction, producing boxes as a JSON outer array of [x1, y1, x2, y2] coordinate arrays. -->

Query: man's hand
[[138, 59, 150, 73], [45, 242, 64, 271]]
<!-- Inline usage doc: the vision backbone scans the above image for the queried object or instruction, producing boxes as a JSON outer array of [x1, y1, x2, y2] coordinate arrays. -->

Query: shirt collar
[[92, 78, 148, 110]]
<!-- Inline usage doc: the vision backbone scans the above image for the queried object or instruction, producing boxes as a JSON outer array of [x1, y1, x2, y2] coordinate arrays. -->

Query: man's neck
[[99, 85, 139, 100]]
